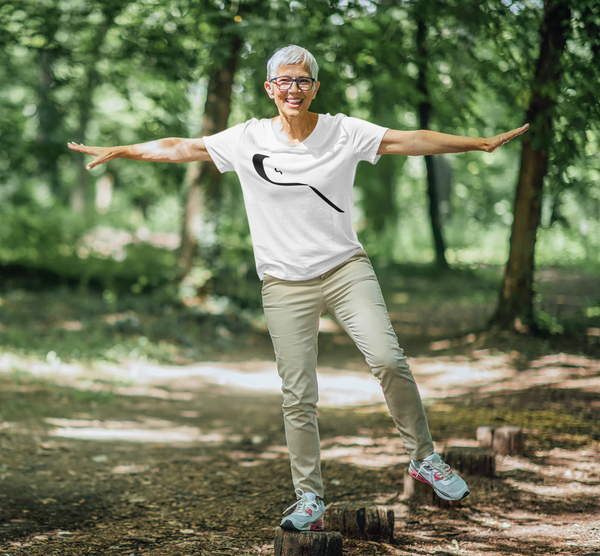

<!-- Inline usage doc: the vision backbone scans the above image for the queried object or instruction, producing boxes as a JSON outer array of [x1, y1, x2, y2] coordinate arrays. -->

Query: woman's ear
[[312, 81, 320, 99], [264, 81, 275, 99]]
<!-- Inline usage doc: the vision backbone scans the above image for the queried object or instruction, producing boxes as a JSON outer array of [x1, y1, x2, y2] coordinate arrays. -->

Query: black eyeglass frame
[[270, 76, 316, 91]]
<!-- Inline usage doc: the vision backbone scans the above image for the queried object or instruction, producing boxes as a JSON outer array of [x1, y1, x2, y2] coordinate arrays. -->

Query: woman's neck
[[272, 112, 319, 145]]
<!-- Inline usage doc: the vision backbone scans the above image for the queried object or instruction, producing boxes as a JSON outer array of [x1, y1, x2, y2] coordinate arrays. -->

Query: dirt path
[[1, 346, 599, 556]]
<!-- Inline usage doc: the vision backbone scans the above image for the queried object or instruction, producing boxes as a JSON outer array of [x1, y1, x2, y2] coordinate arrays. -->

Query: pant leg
[[261, 275, 325, 497], [322, 251, 434, 461]]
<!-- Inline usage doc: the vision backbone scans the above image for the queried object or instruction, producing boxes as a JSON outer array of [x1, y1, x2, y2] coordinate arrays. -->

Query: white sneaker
[[409, 452, 470, 501], [280, 488, 325, 531]]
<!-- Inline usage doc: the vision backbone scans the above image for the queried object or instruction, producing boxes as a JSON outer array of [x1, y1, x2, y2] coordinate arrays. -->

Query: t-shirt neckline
[[268, 114, 321, 149]]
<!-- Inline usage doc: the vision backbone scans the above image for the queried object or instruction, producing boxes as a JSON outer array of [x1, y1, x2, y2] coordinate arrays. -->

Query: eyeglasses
[[270, 76, 316, 91]]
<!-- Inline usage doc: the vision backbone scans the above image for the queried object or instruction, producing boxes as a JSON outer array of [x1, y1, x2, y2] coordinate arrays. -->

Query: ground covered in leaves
[[1, 266, 599, 555]]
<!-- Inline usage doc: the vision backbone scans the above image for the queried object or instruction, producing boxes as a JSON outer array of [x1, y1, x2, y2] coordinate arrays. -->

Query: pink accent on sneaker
[[310, 521, 324, 531], [410, 468, 432, 486], [306, 508, 312, 516], [434, 471, 448, 481]]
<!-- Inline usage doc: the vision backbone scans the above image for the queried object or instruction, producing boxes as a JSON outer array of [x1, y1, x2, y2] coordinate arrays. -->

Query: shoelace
[[417, 456, 453, 480], [283, 488, 320, 516]]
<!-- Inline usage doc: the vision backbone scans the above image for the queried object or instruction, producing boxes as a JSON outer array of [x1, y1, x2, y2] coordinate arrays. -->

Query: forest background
[[1, 2, 600, 554], [1, 0, 600, 354]]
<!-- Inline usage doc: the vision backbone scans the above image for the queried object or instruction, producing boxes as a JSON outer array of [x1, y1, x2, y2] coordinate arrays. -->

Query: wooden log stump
[[441, 447, 495, 478], [325, 502, 394, 543], [476, 426, 495, 449], [274, 527, 342, 556], [403, 470, 461, 509], [492, 426, 524, 455]]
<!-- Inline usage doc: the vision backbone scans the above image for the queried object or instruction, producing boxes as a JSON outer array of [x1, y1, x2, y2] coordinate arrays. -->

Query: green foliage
[[0, 0, 598, 302], [0, 284, 246, 365], [0, 200, 178, 291], [427, 403, 600, 448]]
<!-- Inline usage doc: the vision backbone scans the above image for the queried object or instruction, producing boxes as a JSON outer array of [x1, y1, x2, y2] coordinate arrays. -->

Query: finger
[[502, 124, 529, 143], [510, 124, 529, 138], [68, 142, 92, 154], [86, 158, 101, 171]]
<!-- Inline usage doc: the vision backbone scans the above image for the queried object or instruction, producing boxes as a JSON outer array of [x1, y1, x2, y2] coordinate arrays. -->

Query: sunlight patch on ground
[[410, 352, 600, 398], [45, 417, 242, 445], [2, 350, 600, 409], [497, 450, 600, 500], [320, 435, 410, 468], [223, 436, 414, 469], [504, 477, 600, 499], [118, 362, 386, 406], [463, 508, 600, 549], [0, 352, 386, 407]]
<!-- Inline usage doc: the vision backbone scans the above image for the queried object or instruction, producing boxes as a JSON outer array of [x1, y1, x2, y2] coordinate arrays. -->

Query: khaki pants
[[261, 250, 434, 498]]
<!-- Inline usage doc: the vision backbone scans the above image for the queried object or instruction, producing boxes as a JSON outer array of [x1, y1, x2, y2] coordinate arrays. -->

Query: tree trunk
[[441, 447, 495, 478], [417, 17, 449, 270], [476, 426, 495, 449], [492, 426, 525, 456], [492, 0, 570, 329], [178, 33, 242, 272], [403, 470, 461, 508], [70, 6, 123, 213], [70, 97, 93, 213], [325, 503, 394, 543], [274, 527, 342, 556], [37, 49, 62, 195]]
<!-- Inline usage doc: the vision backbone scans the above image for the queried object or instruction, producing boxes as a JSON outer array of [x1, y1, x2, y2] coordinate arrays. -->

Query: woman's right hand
[[67, 143, 115, 171]]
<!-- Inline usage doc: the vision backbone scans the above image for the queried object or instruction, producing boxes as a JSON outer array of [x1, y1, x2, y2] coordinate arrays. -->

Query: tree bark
[[69, 4, 125, 213], [476, 426, 495, 449], [70, 69, 98, 214], [441, 447, 495, 478], [492, 0, 570, 329], [274, 527, 342, 556], [325, 503, 394, 543], [417, 17, 449, 270], [403, 469, 461, 508], [178, 33, 242, 272], [37, 49, 62, 195], [492, 426, 525, 456]]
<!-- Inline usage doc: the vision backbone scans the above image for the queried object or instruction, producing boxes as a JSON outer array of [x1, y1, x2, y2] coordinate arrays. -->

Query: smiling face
[[264, 64, 320, 119]]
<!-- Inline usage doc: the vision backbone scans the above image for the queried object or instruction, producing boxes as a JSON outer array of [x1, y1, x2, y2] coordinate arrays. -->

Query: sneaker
[[409, 452, 470, 501], [280, 488, 325, 531]]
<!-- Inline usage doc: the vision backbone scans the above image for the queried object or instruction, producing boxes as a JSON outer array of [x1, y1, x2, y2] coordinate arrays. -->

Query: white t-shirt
[[203, 113, 388, 281]]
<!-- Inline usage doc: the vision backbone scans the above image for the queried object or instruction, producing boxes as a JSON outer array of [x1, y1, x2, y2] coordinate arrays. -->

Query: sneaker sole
[[280, 519, 324, 532], [409, 469, 470, 502]]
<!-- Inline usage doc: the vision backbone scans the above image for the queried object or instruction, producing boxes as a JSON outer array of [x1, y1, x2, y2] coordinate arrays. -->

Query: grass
[[0, 369, 117, 423], [0, 263, 598, 367], [0, 286, 247, 365]]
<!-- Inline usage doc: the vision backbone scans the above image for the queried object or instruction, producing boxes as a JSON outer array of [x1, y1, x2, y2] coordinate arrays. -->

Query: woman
[[69, 45, 528, 532]]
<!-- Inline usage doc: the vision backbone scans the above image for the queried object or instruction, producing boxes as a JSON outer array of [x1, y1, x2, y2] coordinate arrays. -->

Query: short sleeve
[[203, 123, 245, 173], [342, 116, 388, 165]]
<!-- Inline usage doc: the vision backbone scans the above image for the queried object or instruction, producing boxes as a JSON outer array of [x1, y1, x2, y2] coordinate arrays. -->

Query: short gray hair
[[266, 45, 319, 82]]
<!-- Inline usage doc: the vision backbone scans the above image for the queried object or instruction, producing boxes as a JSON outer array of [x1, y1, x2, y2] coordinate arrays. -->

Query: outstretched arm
[[377, 124, 529, 156], [68, 137, 212, 171]]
